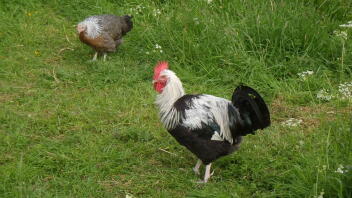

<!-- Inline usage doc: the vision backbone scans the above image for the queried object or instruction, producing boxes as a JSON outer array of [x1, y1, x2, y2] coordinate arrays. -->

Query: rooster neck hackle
[[155, 70, 185, 130], [79, 17, 102, 39]]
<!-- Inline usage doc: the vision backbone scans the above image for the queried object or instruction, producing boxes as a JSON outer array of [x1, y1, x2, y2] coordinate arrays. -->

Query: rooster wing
[[173, 94, 242, 144]]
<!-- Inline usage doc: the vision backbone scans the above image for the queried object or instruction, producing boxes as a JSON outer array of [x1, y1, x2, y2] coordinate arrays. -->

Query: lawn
[[0, 0, 351, 197]]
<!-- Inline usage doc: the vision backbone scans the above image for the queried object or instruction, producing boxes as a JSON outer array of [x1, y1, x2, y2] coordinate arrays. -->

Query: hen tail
[[231, 85, 270, 136], [123, 15, 133, 33]]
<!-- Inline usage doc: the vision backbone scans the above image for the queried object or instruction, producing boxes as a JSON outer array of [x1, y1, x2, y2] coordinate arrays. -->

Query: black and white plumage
[[153, 62, 270, 183]]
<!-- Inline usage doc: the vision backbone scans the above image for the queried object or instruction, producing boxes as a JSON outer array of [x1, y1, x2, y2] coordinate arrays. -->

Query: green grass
[[1, 0, 352, 197]]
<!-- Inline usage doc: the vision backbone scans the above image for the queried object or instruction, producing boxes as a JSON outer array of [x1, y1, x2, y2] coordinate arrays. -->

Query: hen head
[[76, 23, 87, 34], [153, 61, 169, 93]]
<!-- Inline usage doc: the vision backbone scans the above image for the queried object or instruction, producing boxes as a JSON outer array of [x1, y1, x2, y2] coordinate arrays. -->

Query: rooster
[[77, 14, 133, 61], [153, 62, 270, 183]]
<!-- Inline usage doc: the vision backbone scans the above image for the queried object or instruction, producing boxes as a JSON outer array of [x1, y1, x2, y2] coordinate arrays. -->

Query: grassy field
[[0, 0, 352, 197]]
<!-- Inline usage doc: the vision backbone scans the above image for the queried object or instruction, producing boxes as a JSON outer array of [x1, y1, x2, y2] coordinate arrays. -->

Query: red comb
[[153, 61, 169, 80]]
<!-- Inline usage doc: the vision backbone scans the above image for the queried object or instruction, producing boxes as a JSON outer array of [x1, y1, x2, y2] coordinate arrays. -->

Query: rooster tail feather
[[123, 15, 133, 31], [231, 85, 270, 136]]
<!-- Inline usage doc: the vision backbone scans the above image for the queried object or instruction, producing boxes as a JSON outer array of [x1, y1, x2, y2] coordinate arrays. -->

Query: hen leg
[[103, 53, 107, 61], [115, 39, 123, 47], [193, 159, 202, 175], [92, 52, 98, 61]]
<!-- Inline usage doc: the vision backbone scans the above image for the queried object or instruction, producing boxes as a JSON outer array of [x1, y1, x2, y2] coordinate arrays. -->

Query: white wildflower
[[338, 81, 352, 99], [299, 140, 304, 146], [130, 5, 145, 15], [316, 89, 333, 101], [155, 44, 162, 49], [153, 8, 161, 16], [333, 30, 348, 40], [297, 70, 314, 80], [281, 118, 302, 127], [145, 51, 150, 55], [306, 70, 313, 75], [126, 194, 134, 198], [193, 18, 200, 25], [296, 140, 304, 149], [335, 167, 344, 173], [316, 190, 325, 198], [339, 21, 352, 28], [150, 44, 163, 54], [335, 164, 347, 174]]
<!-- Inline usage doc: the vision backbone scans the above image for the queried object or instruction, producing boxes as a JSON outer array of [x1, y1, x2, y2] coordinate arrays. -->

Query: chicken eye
[[159, 76, 168, 82]]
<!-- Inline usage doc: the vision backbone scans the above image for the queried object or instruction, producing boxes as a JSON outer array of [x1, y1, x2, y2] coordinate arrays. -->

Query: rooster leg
[[103, 53, 107, 61], [195, 163, 214, 183], [203, 163, 214, 183], [92, 52, 98, 61], [193, 159, 202, 175]]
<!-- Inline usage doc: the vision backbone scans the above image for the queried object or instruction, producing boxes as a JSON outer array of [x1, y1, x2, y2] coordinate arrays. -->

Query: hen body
[[77, 15, 133, 61]]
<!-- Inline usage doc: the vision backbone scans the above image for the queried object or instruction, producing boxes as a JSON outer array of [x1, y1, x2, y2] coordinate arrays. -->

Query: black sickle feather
[[231, 85, 271, 135]]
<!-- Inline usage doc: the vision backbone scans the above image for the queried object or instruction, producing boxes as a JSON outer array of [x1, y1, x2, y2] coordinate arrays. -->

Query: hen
[[153, 62, 271, 183], [77, 14, 133, 61]]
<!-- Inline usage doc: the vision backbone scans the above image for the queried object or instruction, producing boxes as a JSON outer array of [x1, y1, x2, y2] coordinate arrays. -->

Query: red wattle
[[154, 82, 165, 93]]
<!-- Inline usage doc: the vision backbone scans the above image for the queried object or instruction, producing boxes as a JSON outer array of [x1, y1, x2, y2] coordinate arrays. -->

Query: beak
[[152, 80, 157, 84]]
